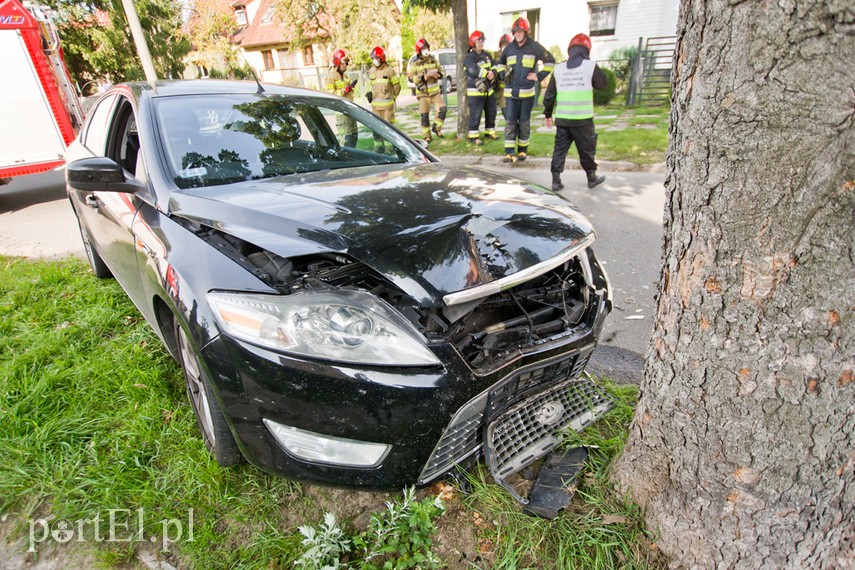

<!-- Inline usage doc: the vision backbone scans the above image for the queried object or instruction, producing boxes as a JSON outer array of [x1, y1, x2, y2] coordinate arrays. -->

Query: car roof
[[121, 79, 338, 101]]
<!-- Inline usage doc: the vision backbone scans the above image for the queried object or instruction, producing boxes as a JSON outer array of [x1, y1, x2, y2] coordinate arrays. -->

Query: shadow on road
[[0, 170, 67, 213]]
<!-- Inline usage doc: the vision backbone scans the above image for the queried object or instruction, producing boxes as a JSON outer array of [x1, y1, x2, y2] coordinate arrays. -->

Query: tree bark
[[451, 0, 468, 137], [612, 1, 855, 568]]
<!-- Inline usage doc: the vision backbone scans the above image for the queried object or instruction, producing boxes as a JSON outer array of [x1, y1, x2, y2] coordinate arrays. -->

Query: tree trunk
[[451, 0, 468, 137], [612, 1, 855, 568]]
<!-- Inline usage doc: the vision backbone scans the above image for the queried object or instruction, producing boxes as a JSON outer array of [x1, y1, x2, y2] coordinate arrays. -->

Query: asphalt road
[[0, 165, 665, 383], [463, 162, 666, 383]]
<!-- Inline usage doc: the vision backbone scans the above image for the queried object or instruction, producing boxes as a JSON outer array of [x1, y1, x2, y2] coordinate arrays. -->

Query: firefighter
[[544, 33, 607, 190], [495, 34, 511, 119], [367, 45, 401, 153], [407, 38, 446, 142], [325, 48, 358, 147], [464, 30, 497, 145], [495, 17, 555, 163]]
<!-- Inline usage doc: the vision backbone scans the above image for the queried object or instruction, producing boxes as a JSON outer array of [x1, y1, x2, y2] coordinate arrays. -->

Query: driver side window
[[107, 99, 143, 179]]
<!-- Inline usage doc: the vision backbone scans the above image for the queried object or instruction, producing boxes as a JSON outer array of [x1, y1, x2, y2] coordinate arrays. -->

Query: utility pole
[[120, 0, 158, 84]]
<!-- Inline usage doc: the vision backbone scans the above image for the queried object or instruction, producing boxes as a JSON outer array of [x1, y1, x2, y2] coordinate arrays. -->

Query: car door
[[72, 93, 148, 304]]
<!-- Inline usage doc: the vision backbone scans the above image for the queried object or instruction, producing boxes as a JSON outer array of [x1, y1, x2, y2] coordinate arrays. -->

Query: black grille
[[417, 345, 597, 485], [486, 378, 614, 479]]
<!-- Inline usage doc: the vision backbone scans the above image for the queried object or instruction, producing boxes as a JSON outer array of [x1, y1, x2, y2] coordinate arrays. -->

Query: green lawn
[[401, 98, 670, 164], [0, 257, 663, 569]]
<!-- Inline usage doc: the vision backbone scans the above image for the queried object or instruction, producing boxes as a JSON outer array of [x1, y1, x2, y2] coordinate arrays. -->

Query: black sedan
[[65, 80, 612, 494]]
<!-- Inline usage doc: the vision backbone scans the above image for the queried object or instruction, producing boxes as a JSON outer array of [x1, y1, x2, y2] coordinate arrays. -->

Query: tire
[[74, 213, 112, 279], [175, 321, 243, 466]]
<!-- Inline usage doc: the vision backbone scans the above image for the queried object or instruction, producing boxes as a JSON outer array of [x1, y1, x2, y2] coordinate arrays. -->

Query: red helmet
[[468, 30, 485, 48], [415, 38, 430, 53], [568, 33, 592, 52], [511, 17, 530, 35], [499, 34, 511, 49], [371, 46, 386, 63], [332, 49, 349, 67]]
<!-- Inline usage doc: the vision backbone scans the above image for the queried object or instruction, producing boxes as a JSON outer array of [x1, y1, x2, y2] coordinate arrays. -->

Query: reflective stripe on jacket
[[464, 49, 496, 97], [407, 55, 442, 97], [369, 63, 400, 106], [554, 59, 595, 120], [495, 38, 555, 99], [326, 69, 354, 101]]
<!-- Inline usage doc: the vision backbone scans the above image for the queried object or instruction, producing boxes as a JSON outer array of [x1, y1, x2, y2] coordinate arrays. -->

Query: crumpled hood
[[168, 163, 594, 306]]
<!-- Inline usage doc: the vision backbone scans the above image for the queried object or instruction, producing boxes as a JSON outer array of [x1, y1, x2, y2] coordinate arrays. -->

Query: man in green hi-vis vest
[[544, 33, 608, 191]]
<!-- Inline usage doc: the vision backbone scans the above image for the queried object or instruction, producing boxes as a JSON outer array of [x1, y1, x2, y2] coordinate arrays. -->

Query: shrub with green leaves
[[607, 46, 638, 83], [594, 67, 617, 106]]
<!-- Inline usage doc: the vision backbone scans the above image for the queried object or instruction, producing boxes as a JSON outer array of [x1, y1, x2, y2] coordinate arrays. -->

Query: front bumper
[[199, 292, 611, 489]]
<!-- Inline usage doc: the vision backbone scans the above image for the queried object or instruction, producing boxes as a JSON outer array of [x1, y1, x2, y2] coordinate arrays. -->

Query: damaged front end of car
[[168, 165, 614, 503]]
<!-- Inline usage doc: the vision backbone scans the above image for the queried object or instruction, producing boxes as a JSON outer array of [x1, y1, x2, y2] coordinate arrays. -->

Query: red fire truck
[[0, 0, 84, 185]]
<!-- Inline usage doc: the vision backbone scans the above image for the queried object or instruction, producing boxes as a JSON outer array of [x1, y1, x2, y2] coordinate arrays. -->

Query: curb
[[437, 154, 666, 174]]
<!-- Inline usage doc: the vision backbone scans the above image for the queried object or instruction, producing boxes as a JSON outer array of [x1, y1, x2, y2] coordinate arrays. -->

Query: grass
[[458, 383, 662, 569], [401, 97, 670, 164], [0, 256, 662, 568]]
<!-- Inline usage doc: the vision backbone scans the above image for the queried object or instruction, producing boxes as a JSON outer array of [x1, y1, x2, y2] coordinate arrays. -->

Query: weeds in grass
[[295, 487, 445, 569]]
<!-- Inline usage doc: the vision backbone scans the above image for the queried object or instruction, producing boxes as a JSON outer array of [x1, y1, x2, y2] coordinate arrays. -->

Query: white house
[[466, 0, 679, 61]]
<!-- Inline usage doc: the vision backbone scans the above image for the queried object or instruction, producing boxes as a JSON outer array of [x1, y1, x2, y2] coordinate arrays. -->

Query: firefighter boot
[[586, 171, 606, 189], [431, 123, 444, 138], [551, 172, 564, 191]]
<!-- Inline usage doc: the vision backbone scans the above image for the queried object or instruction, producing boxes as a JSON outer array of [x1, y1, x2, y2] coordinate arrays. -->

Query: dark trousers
[[468, 94, 497, 138], [550, 123, 598, 175], [503, 97, 535, 153]]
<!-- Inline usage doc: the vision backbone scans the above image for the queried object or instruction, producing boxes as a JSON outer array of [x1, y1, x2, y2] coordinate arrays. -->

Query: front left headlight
[[207, 289, 441, 367]]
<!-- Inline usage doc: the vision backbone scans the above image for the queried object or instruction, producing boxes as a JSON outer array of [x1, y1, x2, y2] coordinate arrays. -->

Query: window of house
[[589, 2, 618, 36], [302, 46, 315, 66], [261, 7, 275, 24], [262, 50, 274, 70], [234, 6, 247, 26]]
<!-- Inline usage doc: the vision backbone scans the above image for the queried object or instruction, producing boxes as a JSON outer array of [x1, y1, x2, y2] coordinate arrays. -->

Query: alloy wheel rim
[[178, 326, 216, 446]]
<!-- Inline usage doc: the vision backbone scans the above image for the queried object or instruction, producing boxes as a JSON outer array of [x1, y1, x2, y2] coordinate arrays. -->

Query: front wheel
[[175, 321, 243, 466], [74, 212, 112, 278]]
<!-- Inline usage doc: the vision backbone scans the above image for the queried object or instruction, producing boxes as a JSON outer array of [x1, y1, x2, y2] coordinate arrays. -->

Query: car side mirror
[[67, 157, 144, 193]]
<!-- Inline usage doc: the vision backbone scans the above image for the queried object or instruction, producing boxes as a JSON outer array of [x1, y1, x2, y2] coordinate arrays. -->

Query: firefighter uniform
[[496, 37, 555, 159], [407, 54, 446, 140], [464, 48, 497, 143], [325, 67, 357, 147], [492, 50, 507, 118], [369, 62, 400, 152]]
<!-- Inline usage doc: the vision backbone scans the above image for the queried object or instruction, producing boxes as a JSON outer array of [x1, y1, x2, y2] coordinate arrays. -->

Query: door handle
[[84, 194, 98, 208]]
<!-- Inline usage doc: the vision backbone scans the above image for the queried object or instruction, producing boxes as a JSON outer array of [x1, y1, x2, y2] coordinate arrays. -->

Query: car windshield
[[154, 93, 427, 189]]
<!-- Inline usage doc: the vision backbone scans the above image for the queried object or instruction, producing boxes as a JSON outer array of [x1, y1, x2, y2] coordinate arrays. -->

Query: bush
[[607, 45, 638, 83], [594, 66, 617, 105]]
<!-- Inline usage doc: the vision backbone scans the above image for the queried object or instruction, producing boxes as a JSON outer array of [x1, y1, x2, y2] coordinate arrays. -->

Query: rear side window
[[83, 94, 117, 155]]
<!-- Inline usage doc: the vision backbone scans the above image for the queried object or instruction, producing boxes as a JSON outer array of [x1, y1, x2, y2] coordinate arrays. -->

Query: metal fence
[[625, 36, 677, 106]]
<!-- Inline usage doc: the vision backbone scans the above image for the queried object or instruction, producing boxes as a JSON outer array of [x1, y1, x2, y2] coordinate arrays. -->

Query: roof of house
[[239, 0, 331, 49]]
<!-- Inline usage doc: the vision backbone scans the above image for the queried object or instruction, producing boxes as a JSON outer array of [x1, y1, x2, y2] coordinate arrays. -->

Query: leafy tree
[[613, 0, 854, 567], [185, 1, 244, 76], [274, 0, 400, 64], [44, 0, 189, 90], [402, 1, 452, 61], [409, 0, 468, 136]]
